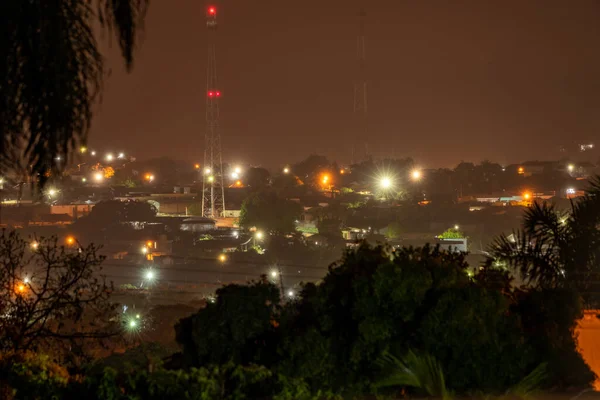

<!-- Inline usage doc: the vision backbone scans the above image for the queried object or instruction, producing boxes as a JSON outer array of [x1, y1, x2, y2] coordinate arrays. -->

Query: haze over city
[[92, 0, 600, 167]]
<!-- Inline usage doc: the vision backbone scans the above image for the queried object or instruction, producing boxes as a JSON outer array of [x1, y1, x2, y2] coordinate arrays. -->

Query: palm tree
[[0, 0, 149, 188], [490, 176, 600, 306]]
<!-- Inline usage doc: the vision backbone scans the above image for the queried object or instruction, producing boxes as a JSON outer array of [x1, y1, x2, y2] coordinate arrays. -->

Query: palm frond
[[489, 229, 564, 289], [506, 363, 547, 400], [376, 350, 450, 399], [1, 0, 148, 188]]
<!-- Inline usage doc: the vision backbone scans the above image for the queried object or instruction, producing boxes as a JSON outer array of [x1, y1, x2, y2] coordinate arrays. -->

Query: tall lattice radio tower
[[201, 3, 226, 219], [352, 8, 368, 163]]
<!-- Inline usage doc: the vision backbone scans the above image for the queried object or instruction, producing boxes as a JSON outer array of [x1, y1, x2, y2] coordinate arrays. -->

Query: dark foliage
[[1, 0, 148, 188]]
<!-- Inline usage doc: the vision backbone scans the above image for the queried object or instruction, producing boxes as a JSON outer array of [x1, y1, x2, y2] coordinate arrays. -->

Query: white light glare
[[379, 177, 392, 189], [145, 270, 155, 280]]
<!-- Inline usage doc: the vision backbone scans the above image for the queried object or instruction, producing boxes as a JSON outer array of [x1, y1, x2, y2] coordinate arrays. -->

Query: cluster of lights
[[144, 173, 155, 182], [207, 91, 222, 98]]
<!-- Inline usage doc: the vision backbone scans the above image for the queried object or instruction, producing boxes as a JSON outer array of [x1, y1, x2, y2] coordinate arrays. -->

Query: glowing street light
[[231, 172, 239, 179], [523, 193, 531, 201], [23, 277, 30, 284], [80, 146, 87, 154], [270, 270, 278, 278], [30, 241, 39, 250], [94, 172, 103, 182], [234, 166, 241, 174], [145, 173, 155, 182], [66, 236, 75, 245], [47, 188, 57, 198], [283, 167, 290, 174], [145, 270, 155, 281], [568, 164, 575, 173], [321, 174, 330, 185], [16, 284, 26, 294], [208, 176, 215, 183], [118, 152, 125, 159], [454, 225, 459, 231], [411, 169, 422, 181], [194, 163, 201, 170], [105, 153, 114, 162], [90, 150, 96, 156], [218, 254, 227, 263], [81, 177, 87, 183], [141, 247, 148, 254], [379, 176, 392, 190], [287, 290, 294, 298], [255, 231, 264, 240], [204, 167, 212, 175]]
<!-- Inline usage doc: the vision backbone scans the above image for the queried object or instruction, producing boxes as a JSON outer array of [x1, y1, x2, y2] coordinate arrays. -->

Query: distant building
[[50, 204, 94, 220], [180, 217, 216, 232], [435, 237, 468, 253], [222, 209, 241, 218]]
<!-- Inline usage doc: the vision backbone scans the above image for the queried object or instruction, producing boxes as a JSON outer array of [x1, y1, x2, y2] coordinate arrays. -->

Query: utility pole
[[352, 7, 368, 164], [201, 2, 226, 219]]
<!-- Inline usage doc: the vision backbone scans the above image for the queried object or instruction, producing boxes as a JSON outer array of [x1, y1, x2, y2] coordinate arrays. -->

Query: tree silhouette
[[0, 231, 119, 363], [1, 0, 148, 187], [490, 176, 600, 306]]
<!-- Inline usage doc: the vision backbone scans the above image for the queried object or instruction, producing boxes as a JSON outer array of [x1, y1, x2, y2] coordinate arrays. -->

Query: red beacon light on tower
[[216, 91, 221, 97], [208, 6, 216, 16], [207, 91, 221, 98]]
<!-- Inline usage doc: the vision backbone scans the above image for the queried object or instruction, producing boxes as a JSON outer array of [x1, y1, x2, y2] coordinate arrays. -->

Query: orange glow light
[[518, 167, 524, 174], [523, 193, 531, 200], [194, 163, 200, 169], [17, 284, 25, 293], [66, 236, 75, 245], [146, 241, 153, 248]]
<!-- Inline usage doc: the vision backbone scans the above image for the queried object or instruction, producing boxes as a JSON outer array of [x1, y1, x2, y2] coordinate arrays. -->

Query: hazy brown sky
[[90, 0, 600, 168]]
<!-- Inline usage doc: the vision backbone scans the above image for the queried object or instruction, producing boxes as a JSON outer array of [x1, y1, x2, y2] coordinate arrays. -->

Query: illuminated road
[[100, 259, 329, 297]]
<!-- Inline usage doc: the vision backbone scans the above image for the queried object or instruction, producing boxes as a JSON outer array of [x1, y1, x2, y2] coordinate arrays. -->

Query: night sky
[[90, 0, 600, 169]]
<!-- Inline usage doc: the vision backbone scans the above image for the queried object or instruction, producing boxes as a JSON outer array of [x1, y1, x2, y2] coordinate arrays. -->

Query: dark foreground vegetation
[[0, 230, 594, 399]]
